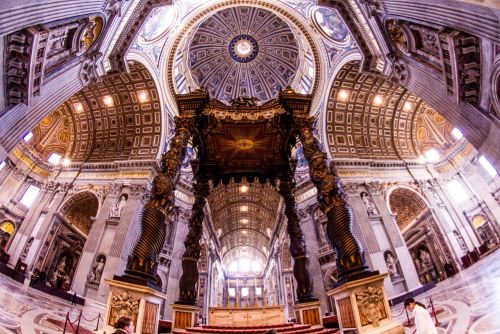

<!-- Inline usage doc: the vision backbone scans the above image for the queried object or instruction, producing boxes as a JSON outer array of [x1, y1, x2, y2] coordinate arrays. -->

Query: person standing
[[113, 316, 135, 334], [404, 297, 438, 334]]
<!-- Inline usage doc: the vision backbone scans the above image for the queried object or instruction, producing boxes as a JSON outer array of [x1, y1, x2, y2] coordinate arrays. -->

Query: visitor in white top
[[404, 297, 438, 334]]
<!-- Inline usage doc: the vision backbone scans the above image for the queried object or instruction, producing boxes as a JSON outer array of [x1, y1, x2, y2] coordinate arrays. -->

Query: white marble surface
[[0, 277, 104, 333], [391, 249, 500, 334], [0, 249, 499, 333]]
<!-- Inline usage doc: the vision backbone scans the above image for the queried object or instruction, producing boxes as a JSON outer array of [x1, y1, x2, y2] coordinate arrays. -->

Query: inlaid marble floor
[[0, 277, 104, 334], [0, 249, 499, 333], [392, 249, 500, 334]]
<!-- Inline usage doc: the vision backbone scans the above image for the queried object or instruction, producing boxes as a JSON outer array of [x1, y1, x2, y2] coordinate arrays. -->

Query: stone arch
[[389, 185, 457, 282], [471, 214, 498, 247], [386, 185, 429, 227], [325, 61, 458, 162], [60, 191, 99, 236]]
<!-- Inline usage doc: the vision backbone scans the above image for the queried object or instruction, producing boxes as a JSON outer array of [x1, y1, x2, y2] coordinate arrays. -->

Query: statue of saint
[[361, 192, 379, 216], [109, 194, 127, 218], [57, 256, 67, 274], [419, 249, 432, 269], [385, 253, 400, 280], [87, 256, 106, 284]]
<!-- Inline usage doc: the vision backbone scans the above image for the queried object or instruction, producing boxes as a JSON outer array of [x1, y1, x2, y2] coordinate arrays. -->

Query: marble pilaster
[[431, 179, 481, 249], [366, 183, 421, 294]]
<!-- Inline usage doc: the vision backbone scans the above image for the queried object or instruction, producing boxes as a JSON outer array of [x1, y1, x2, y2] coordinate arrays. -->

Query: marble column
[[431, 179, 481, 249], [366, 182, 421, 294], [278, 180, 315, 303], [71, 184, 116, 297], [460, 161, 500, 225], [177, 181, 210, 305], [418, 181, 466, 264], [7, 181, 55, 266], [122, 115, 195, 286], [93, 185, 147, 302], [30, 185, 70, 271], [292, 115, 371, 283]]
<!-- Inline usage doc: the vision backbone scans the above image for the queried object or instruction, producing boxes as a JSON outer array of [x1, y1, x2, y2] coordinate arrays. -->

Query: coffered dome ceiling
[[21, 62, 162, 164], [326, 61, 457, 161], [188, 6, 300, 104]]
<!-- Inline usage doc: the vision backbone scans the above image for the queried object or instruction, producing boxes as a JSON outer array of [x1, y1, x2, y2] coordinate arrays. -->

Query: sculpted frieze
[[356, 286, 387, 327]]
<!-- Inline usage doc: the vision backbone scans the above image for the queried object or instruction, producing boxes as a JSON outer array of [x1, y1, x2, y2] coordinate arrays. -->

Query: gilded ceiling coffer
[[118, 91, 208, 288], [279, 179, 315, 303], [177, 181, 210, 304], [291, 113, 374, 283]]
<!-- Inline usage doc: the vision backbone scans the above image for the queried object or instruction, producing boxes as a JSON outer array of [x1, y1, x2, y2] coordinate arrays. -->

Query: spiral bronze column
[[177, 181, 210, 305], [121, 115, 196, 287], [278, 180, 316, 302], [293, 116, 372, 284]]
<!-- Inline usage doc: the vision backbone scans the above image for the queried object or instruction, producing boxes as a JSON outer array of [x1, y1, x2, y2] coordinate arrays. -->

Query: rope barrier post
[[95, 313, 101, 331], [77, 309, 83, 333], [63, 312, 69, 334], [430, 296, 439, 326]]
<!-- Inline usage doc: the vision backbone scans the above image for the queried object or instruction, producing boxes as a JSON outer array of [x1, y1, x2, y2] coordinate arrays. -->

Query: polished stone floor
[[0, 249, 499, 333], [392, 249, 500, 334]]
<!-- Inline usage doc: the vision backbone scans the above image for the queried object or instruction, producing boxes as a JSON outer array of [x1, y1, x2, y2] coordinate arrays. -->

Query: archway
[[389, 187, 457, 284], [0, 220, 15, 251], [40, 191, 99, 291], [471, 214, 498, 250]]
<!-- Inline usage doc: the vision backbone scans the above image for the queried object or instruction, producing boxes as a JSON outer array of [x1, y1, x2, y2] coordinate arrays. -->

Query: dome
[[188, 6, 300, 104]]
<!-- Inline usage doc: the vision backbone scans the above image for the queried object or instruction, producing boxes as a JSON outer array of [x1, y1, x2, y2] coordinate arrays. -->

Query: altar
[[208, 306, 286, 326]]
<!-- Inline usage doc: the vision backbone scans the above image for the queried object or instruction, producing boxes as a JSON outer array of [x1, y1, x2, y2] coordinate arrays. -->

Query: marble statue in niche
[[419, 249, 433, 269], [361, 192, 379, 216], [109, 193, 128, 218], [20, 237, 34, 261], [384, 251, 401, 281], [87, 254, 106, 285], [50, 254, 74, 290], [453, 230, 468, 251]]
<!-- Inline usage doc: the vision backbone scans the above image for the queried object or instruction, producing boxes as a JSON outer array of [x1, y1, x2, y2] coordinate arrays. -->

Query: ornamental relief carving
[[109, 290, 140, 327], [356, 286, 387, 327]]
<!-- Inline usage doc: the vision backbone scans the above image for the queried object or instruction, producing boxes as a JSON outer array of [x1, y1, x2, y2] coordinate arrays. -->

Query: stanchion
[[63, 312, 69, 334], [62, 310, 104, 333], [76, 310, 82, 332], [429, 296, 439, 326]]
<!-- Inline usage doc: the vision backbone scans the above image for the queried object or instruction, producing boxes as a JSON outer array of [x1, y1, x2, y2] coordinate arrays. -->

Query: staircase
[[173, 323, 339, 334]]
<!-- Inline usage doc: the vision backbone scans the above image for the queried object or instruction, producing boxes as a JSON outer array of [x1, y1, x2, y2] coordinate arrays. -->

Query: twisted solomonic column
[[177, 181, 210, 305], [123, 116, 196, 287], [293, 116, 373, 284], [278, 180, 316, 302]]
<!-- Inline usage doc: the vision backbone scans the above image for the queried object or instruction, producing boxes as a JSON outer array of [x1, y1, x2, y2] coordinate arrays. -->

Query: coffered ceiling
[[207, 180, 281, 268]]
